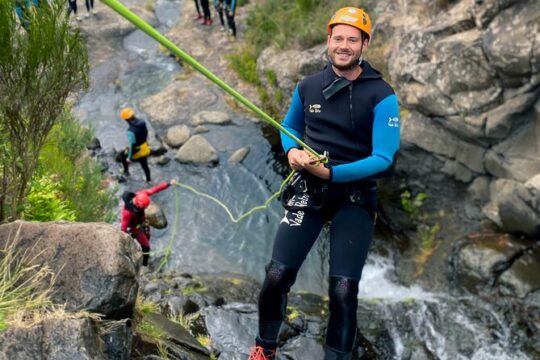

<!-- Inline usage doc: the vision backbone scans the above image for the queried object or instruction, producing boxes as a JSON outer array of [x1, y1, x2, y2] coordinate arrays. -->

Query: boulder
[[140, 82, 220, 127], [484, 115, 540, 182], [165, 125, 190, 148], [175, 135, 218, 166], [0, 221, 140, 318], [489, 179, 540, 236], [257, 44, 327, 99], [192, 111, 231, 126], [482, 0, 540, 87], [228, 147, 250, 164], [145, 202, 168, 229]]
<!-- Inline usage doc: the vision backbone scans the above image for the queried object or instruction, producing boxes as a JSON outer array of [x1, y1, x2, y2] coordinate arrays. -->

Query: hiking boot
[[248, 346, 276, 360]]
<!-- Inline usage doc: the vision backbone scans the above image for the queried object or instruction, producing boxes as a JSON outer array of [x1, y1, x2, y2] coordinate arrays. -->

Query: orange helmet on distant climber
[[327, 7, 372, 39], [120, 107, 135, 120], [133, 192, 150, 209]]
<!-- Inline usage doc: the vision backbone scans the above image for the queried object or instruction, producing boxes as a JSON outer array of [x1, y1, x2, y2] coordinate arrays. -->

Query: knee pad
[[259, 260, 298, 322], [263, 260, 298, 293], [326, 276, 359, 352]]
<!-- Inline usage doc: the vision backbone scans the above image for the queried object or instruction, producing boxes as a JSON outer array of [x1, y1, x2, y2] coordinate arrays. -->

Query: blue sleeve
[[213, 0, 218, 7], [127, 131, 136, 159], [332, 94, 400, 182], [230, 0, 236, 12], [280, 86, 305, 154]]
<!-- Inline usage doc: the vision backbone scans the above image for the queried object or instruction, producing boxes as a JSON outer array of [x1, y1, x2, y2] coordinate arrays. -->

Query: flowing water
[[75, 1, 533, 358]]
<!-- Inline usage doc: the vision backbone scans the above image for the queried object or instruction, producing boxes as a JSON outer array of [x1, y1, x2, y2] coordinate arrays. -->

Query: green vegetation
[[228, 0, 378, 118], [400, 190, 428, 220], [21, 110, 116, 222], [400, 190, 441, 275], [0, 0, 89, 221], [244, 0, 369, 56]]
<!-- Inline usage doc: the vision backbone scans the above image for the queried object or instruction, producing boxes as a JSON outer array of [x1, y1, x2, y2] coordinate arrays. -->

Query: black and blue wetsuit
[[120, 117, 151, 182], [214, 0, 236, 36], [256, 61, 400, 358]]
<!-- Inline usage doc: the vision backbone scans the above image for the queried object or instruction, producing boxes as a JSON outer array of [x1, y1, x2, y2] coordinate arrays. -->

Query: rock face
[[0, 221, 140, 318], [386, 0, 540, 236]]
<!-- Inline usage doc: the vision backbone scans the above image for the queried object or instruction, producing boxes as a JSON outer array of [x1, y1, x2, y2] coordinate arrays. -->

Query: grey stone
[[281, 336, 324, 360], [482, 0, 540, 87], [441, 160, 474, 183], [193, 125, 209, 134], [468, 176, 491, 204], [192, 111, 231, 126], [165, 125, 191, 148], [485, 116, 540, 182], [0, 221, 139, 318], [175, 135, 219, 166], [0, 318, 105, 360], [498, 249, 540, 298], [145, 202, 168, 229], [228, 147, 250, 164], [485, 93, 537, 139], [490, 179, 540, 236]]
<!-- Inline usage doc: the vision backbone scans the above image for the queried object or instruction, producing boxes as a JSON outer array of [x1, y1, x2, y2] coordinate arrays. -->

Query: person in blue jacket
[[248, 7, 400, 360], [213, 0, 236, 37], [119, 107, 152, 183], [14, 0, 40, 29]]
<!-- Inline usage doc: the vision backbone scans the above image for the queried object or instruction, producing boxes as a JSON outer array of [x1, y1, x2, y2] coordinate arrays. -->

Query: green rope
[[100, 0, 324, 161], [153, 171, 296, 269]]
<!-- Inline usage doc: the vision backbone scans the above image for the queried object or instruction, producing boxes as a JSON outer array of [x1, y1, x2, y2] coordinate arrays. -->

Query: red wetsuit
[[120, 181, 170, 248]]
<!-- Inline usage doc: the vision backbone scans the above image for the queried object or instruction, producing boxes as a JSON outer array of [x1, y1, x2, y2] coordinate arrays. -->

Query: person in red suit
[[120, 180, 176, 266]]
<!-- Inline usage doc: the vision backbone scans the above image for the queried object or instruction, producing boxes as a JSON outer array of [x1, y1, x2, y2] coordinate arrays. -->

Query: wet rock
[[175, 135, 218, 166], [0, 317, 105, 360], [228, 147, 250, 164], [87, 137, 101, 150], [155, 155, 171, 166], [139, 82, 191, 127], [146, 202, 168, 229], [280, 336, 324, 360], [193, 125, 209, 134], [0, 221, 139, 318], [102, 319, 133, 360], [201, 303, 258, 357], [192, 111, 231, 126], [165, 125, 190, 148], [498, 247, 540, 298]]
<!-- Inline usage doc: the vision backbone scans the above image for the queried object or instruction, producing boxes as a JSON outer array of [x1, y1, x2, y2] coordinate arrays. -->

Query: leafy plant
[[400, 190, 428, 219], [0, 0, 89, 221], [22, 174, 76, 221]]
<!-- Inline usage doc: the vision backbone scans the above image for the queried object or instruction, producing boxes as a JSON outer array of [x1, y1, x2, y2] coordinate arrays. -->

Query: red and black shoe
[[248, 346, 276, 360]]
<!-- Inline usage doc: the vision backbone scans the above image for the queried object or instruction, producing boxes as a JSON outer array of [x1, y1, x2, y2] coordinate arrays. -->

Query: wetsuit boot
[[324, 345, 352, 360]]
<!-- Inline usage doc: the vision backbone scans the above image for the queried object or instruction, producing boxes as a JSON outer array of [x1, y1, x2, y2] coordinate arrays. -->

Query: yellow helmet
[[120, 107, 135, 120], [327, 7, 372, 39]]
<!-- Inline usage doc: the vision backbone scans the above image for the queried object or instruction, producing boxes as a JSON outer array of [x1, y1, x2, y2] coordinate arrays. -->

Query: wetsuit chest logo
[[309, 104, 322, 113], [388, 116, 400, 127]]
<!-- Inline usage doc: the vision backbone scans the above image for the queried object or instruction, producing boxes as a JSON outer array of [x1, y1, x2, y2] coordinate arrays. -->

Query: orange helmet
[[133, 192, 150, 209], [327, 7, 372, 39], [120, 107, 135, 120]]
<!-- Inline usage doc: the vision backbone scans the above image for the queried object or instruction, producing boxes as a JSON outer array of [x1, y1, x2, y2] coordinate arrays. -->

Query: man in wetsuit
[[120, 180, 176, 266], [119, 107, 152, 182], [248, 7, 400, 360]]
